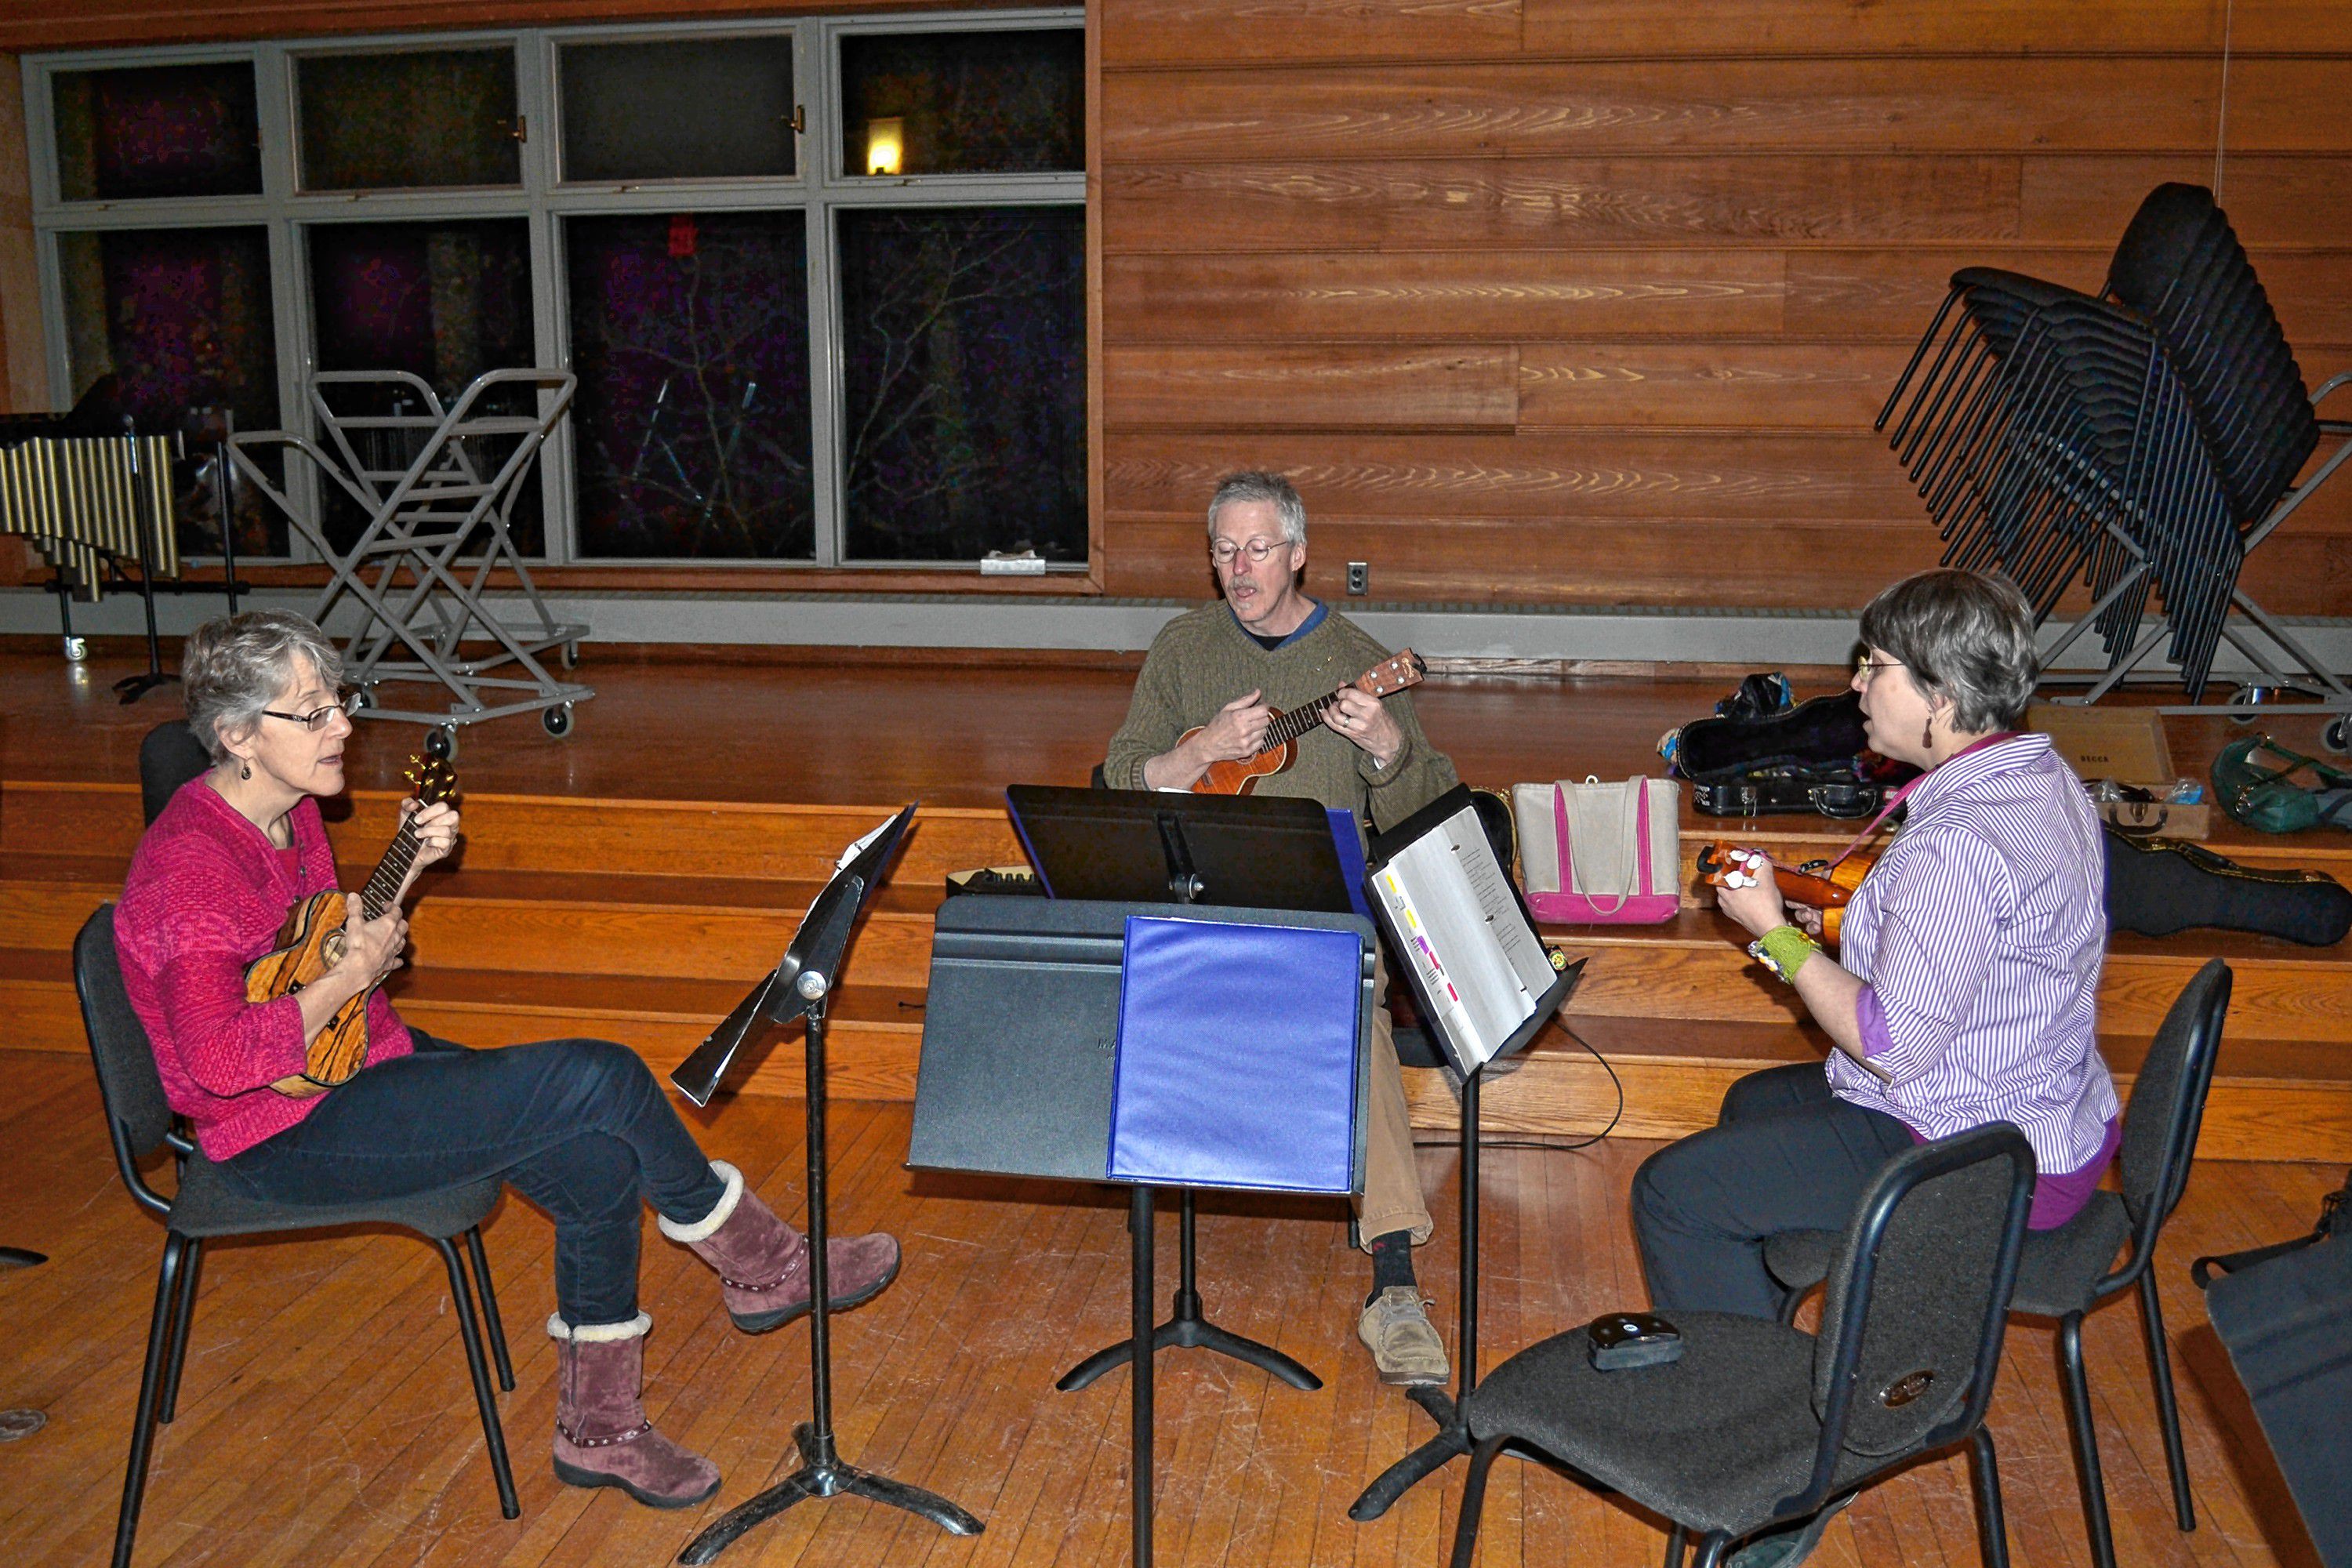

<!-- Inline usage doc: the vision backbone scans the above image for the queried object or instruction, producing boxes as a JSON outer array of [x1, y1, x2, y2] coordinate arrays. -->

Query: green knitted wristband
[[1750, 924, 1820, 984]]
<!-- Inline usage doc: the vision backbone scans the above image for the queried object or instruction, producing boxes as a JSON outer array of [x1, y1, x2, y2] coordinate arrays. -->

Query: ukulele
[[244, 756, 456, 1087], [1696, 841, 1877, 946], [1185, 649, 1428, 795]]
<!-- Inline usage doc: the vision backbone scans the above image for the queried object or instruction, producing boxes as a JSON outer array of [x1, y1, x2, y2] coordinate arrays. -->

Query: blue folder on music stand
[[1107, 915, 1363, 1195]]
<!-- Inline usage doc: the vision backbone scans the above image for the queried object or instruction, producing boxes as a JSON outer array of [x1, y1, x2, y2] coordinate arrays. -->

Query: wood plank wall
[[2, 2, 2346, 615], [1094, 0, 2352, 612]]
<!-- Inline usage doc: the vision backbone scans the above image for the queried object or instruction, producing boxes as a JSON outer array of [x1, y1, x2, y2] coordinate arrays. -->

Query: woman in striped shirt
[[1634, 569, 2118, 1323]]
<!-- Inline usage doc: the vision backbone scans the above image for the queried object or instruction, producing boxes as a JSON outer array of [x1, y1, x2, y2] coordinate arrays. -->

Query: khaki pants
[[1356, 954, 1435, 1249]]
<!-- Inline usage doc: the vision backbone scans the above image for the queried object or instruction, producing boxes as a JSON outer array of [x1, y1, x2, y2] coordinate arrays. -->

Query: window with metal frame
[[24, 12, 1087, 575]]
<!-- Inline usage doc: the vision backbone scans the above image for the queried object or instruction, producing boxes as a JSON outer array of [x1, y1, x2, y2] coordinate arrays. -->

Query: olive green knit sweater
[[1103, 603, 1458, 833]]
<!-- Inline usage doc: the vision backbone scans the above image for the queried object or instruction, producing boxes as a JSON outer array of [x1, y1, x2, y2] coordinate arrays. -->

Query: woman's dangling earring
[[239, 759, 252, 780], [1921, 711, 1936, 751]]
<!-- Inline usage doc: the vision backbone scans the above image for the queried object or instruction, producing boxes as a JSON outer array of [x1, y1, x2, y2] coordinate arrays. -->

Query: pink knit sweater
[[115, 778, 415, 1161]]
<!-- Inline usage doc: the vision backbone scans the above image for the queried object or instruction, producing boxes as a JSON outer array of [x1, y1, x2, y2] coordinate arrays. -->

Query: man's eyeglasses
[[1209, 538, 1287, 566], [260, 689, 361, 731], [1853, 655, 1907, 682]]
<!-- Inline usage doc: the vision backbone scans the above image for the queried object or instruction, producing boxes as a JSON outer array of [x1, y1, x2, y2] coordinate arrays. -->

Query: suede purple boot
[[659, 1160, 902, 1334], [549, 1314, 721, 1509]]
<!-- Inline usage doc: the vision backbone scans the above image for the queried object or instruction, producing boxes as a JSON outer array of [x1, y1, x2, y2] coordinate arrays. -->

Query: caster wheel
[[2230, 685, 2260, 724], [348, 685, 374, 713], [2325, 717, 2350, 756], [560, 641, 579, 671], [542, 702, 573, 739], [424, 726, 456, 762]]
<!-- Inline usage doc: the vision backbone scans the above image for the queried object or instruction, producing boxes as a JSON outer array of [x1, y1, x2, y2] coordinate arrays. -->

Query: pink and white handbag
[[1510, 777, 1682, 924]]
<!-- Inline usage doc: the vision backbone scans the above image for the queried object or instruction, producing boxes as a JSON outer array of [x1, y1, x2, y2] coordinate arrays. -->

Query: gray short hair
[[1207, 471, 1307, 548], [1858, 569, 2040, 734], [181, 611, 344, 763]]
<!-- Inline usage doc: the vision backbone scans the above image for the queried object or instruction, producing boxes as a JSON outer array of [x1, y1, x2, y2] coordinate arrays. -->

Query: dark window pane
[[567, 212, 814, 559], [53, 62, 262, 201], [297, 49, 520, 191], [839, 31, 1083, 177], [561, 37, 798, 183], [839, 207, 1083, 562], [56, 226, 286, 555], [307, 219, 541, 553]]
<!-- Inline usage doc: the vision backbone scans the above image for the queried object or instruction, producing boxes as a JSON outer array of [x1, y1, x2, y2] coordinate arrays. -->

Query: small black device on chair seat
[[1586, 1311, 1683, 1370]]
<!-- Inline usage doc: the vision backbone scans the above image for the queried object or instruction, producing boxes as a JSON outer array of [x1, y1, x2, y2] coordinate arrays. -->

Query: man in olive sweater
[[1103, 471, 1460, 1385]]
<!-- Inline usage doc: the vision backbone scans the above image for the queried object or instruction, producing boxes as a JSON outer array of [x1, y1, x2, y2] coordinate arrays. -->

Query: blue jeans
[[1631, 1062, 1915, 1319], [225, 1033, 728, 1327]]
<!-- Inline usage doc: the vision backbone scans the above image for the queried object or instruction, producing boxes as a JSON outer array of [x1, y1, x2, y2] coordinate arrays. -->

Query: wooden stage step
[[8, 774, 2351, 1162]]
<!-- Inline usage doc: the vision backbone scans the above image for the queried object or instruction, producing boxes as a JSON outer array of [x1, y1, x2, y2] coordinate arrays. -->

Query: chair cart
[[229, 368, 592, 758]]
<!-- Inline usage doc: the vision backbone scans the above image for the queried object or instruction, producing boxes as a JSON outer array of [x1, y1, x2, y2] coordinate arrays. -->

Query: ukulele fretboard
[[358, 821, 423, 922]]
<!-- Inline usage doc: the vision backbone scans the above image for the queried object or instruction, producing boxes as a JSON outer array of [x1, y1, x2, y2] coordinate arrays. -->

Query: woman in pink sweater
[[114, 611, 901, 1510]]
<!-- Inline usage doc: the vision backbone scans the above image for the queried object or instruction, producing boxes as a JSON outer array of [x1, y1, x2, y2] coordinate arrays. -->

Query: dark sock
[[1366, 1229, 1417, 1306]]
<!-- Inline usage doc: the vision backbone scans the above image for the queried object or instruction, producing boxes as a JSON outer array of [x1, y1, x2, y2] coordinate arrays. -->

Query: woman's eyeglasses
[[260, 688, 361, 731], [1853, 655, 1907, 682]]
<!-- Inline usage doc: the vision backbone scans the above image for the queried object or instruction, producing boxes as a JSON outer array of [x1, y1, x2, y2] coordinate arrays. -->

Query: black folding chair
[[77, 905, 520, 1568], [1453, 1122, 2036, 1568], [1766, 960, 2233, 1568]]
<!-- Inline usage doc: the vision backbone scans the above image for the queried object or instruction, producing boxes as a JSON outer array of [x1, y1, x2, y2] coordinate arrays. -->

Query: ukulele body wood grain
[[243, 753, 453, 1088], [245, 890, 371, 1085]]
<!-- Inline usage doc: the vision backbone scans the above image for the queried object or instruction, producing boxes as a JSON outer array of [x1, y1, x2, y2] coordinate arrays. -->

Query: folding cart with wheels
[[228, 368, 593, 757]]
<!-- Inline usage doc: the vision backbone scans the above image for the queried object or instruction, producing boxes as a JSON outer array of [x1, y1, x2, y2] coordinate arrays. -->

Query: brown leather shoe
[[549, 1314, 721, 1509], [1358, 1287, 1450, 1386], [659, 1160, 902, 1333]]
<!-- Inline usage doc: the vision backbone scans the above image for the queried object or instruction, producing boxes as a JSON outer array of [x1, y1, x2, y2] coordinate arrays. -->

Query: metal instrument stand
[[672, 806, 982, 1563], [111, 426, 176, 706], [1058, 1189, 1320, 1396], [678, 987, 982, 1563], [1, 1247, 49, 1443], [1349, 1066, 1483, 1520], [1056, 821, 1322, 1396]]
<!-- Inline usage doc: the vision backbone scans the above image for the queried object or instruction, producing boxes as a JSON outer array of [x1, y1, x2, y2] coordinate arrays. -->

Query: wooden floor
[[0, 1049, 2331, 1568]]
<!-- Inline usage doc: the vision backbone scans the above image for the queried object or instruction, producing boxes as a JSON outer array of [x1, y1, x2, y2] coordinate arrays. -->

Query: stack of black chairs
[[1878, 183, 2352, 714]]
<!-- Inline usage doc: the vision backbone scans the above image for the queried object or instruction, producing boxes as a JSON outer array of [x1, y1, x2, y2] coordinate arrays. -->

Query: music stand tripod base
[[1058, 1189, 1322, 1393], [678, 1421, 981, 1564]]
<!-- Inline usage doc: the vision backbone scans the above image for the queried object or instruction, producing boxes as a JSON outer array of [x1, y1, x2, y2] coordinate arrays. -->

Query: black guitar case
[[1673, 688, 1918, 819], [2103, 826, 2352, 946], [2194, 1171, 2352, 1568]]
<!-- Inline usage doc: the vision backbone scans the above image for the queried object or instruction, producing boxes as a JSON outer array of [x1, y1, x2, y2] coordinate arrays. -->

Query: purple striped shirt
[[1830, 733, 2120, 1190]]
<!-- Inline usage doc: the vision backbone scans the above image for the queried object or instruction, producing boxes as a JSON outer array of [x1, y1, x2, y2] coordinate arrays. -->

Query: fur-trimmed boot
[[658, 1160, 902, 1334], [549, 1313, 721, 1509]]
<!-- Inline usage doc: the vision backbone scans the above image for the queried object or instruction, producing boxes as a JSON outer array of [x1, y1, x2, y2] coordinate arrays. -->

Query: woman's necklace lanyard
[[1827, 731, 2024, 870]]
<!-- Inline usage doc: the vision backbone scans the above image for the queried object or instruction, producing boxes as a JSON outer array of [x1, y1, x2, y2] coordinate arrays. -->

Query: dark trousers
[[226, 1034, 728, 1327], [1631, 1062, 1915, 1319]]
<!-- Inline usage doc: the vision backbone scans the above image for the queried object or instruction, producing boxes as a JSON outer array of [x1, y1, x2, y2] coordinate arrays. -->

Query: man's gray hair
[[1858, 569, 2040, 734], [1206, 470, 1307, 548], [181, 610, 345, 762]]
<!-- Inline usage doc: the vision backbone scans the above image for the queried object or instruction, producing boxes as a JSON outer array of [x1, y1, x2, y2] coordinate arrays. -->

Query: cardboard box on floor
[[2026, 703, 2211, 838]]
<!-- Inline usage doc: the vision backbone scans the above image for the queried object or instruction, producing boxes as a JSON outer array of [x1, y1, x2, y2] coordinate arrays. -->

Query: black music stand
[[909, 895, 1377, 1568], [667, 804, 983, 1563], [1346, 784, 1579, 1521], [0, 1247, 47, 1443], [111, 424, 175, 706], [1007, 785, 1366, 1393]]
